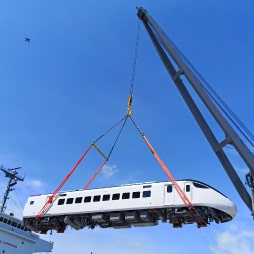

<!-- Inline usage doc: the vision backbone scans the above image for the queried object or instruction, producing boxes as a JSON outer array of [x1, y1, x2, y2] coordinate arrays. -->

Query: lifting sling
[[35, 20, 194, 222], [36, 116, 129, 221]]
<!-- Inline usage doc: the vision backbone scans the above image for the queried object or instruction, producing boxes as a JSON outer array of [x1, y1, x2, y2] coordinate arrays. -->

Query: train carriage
[[23, 180, 237, 234]]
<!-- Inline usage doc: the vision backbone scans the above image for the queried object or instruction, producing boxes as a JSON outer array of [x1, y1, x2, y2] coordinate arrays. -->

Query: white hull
[[0, 213, 53, 253]]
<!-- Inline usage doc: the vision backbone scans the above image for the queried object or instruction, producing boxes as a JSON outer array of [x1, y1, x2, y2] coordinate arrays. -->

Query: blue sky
[[1, 0, 254, 253]]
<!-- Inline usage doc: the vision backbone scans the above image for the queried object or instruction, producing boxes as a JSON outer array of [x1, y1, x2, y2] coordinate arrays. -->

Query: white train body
[[23, 180, 237, 234]]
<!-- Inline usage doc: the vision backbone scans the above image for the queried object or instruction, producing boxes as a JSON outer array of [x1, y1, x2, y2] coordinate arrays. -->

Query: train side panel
[[24, 182, 166, 218]]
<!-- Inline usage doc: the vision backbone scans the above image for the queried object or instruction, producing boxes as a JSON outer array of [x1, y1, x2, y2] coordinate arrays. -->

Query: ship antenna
[[0, 165, 24, 213]]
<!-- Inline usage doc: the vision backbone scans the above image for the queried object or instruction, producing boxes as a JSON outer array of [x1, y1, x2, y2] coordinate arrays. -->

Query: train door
[[164, 182, 192, 206], [184, 182, 192, 202], [164, 184, 175, 205]]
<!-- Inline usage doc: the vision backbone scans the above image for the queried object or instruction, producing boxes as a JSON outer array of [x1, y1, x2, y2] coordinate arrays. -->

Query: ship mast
[[0, 166, 24, 213]]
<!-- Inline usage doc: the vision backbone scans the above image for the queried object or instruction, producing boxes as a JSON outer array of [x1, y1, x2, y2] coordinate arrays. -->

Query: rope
[[130, 20, 141, 95], [107, 115, 129, 159], [82, 115, 130, 190], [92, 116, 127, 144], [82, 20, 142, 191]]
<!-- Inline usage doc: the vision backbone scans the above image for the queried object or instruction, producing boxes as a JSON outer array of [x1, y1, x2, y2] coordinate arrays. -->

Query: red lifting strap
[[83, 160, 107, 190], [128, 116, 193, 209], [142, 134, 193, 209], [36, 145, 93, 221]]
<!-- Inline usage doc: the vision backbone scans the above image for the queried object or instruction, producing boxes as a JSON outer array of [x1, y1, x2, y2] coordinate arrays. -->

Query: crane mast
[[0, 166, 24, 213], [137, 7, 254, 215]]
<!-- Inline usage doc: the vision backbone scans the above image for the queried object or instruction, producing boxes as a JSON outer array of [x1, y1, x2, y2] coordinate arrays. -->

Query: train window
[[193, 182, 208, 189], [186, 185, 190, 192], [66, 198, 74, 204], [112, 193, 120, 200], [143, 190, 151, 198], [122, 192, 130, 199], [58, 199, 65, 205], [167, 185, 173, 193], [103, 194, 110, 201], [84, 196, 91, 203], [93, 195, 101, 202], [30, 201, 34, 205], [132, 192, 140, 198], [75, 197, 83, 203]]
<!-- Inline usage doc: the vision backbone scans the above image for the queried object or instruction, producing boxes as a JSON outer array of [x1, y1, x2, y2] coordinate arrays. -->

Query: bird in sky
[[24, 37, 30, 43]]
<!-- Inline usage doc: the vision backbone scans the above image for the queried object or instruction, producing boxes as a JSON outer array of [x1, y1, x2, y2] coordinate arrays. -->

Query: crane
[[137, 7, 254, 216]]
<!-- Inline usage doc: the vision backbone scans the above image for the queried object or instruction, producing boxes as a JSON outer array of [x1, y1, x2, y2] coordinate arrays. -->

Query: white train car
[[23, 180, 237, 234]]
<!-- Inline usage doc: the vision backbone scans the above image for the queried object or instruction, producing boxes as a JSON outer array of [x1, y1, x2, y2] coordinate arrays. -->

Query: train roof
[[28, 179, 228, 198]]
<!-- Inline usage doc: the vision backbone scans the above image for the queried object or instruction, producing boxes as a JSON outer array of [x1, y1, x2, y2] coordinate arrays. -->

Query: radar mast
[[0, 166, 24, 213]]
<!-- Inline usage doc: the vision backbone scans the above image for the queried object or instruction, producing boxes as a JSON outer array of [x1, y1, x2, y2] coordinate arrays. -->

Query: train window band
[[31, 190, 153, 207]]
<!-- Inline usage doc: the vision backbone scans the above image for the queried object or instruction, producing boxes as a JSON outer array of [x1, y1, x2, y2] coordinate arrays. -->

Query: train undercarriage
[[23, 206, 232, 234]]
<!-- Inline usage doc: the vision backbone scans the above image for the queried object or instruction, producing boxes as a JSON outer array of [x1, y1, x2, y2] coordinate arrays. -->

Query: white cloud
[[101, 164, 119, 178], [209, 223, 254, 254], [25, 179, 44, 188], [16, 177, 48, 198]]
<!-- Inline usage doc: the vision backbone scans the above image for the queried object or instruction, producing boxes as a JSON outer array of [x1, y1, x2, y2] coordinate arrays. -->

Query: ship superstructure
[[0, 166, 53, 253]]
